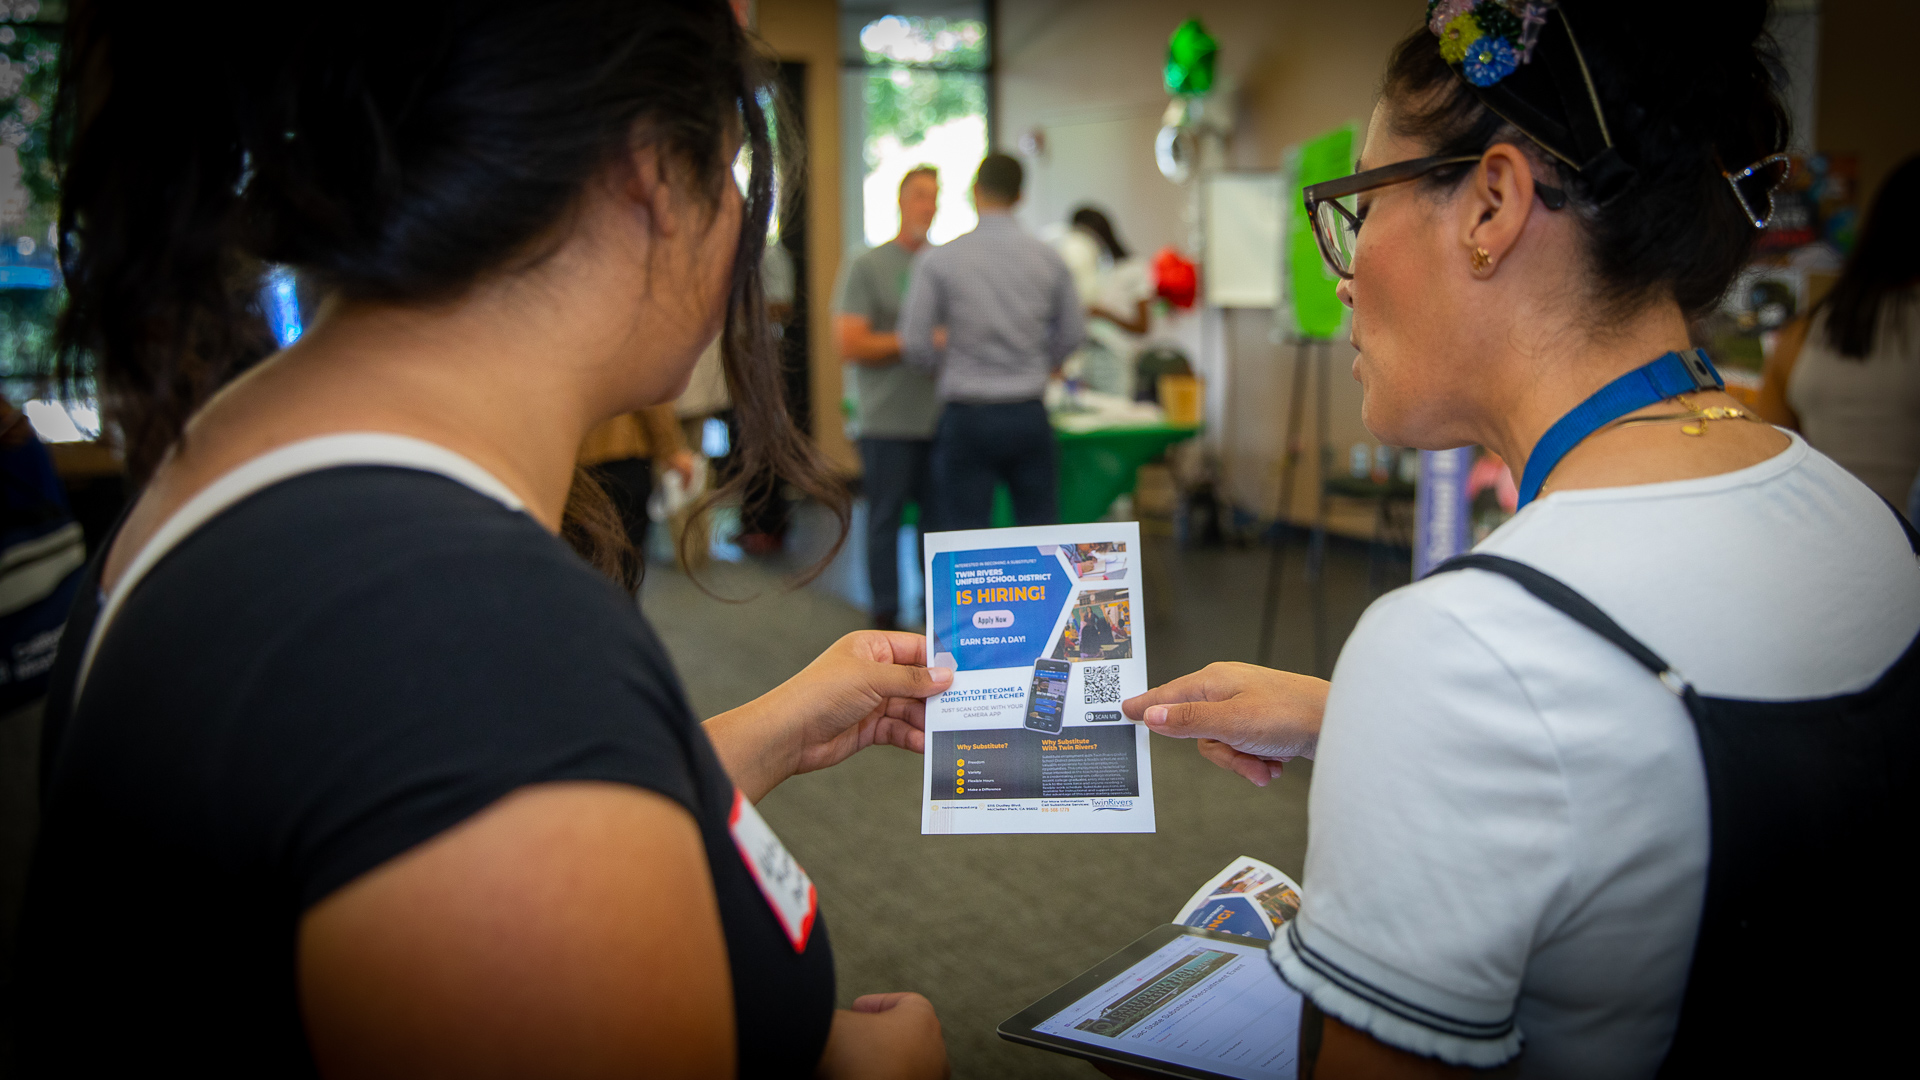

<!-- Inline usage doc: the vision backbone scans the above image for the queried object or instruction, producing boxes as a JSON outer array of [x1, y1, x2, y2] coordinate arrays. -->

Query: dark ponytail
[[1071, 207, 1130, 262], [51, 1, 277, 483], [1382, 0, 1790, 320], [52, 0, 843, 586]]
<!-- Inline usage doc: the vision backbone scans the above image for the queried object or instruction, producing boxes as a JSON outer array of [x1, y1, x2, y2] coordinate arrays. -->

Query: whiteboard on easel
[[1202, 172, 1283, 308]]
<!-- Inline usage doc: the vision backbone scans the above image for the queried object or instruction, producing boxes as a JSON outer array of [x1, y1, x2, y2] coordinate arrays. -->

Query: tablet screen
[[1031, 932, 1300, 1079]]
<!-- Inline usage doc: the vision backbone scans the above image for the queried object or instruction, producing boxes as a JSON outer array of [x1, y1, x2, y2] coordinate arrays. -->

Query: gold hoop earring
[[1471, 246, 1493, 272]]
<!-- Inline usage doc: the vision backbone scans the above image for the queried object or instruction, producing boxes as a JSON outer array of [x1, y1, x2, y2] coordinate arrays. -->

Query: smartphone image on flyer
[[1023, 659, 1072, 733], [921, 522, 1154, 835]]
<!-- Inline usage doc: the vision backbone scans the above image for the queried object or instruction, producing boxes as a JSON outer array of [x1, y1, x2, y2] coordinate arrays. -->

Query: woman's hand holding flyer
[[706, 630, 953, 803], [1123, 664, 1325, 788]]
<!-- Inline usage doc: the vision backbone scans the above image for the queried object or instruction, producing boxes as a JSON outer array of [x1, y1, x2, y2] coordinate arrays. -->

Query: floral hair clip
[[1427, 0, 1553, 87]]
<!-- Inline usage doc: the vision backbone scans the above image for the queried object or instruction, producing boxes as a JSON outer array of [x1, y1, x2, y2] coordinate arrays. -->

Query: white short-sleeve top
[[1271, 432, 1920, 1078]]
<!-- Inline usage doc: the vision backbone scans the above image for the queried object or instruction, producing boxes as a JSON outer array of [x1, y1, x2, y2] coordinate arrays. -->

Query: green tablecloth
[[990, 421, 1202, 526]]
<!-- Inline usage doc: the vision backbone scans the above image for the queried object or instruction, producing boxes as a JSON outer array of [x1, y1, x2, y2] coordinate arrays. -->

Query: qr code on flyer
[[1083, 665, 1123, 705]]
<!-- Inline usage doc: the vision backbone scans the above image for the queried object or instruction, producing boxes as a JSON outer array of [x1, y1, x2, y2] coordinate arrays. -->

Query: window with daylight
[[0, 2, 65, 417], [838, 1, 991, 253]]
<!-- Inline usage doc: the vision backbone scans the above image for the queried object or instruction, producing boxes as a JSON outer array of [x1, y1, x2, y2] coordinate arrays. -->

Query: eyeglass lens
[[1313, 196, 1359, 276]]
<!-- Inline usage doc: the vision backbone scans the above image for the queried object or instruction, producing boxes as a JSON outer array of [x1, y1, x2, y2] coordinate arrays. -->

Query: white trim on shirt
[[76, 433, 525, 700]]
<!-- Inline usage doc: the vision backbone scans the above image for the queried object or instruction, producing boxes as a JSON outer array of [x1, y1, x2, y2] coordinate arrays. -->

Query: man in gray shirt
[[834, 166, 942, 629], [899, 153, 1083, 529]]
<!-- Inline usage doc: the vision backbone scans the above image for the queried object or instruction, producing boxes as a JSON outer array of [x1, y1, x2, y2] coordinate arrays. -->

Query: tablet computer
[[998, 923, 1302, 1079]]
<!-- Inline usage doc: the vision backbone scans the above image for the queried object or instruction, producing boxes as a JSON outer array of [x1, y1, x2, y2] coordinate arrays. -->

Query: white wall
[[998, 0, 1422, 532]]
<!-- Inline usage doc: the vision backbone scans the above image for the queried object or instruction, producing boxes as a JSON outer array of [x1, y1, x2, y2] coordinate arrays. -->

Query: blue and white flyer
[[921, 522, 1154, 835], [1172, 856, 1303, 941]]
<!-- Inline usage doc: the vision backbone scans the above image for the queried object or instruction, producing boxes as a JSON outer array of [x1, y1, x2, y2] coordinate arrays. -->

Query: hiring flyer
[[921, 522, 1154, 834]]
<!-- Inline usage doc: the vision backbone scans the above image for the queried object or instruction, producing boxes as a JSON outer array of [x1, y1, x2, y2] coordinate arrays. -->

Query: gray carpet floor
[[641, 532, 1386, 1078]]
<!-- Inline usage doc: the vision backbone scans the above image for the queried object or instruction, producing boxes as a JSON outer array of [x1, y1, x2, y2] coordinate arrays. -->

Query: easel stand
[[1255, 337, 1331, 672], [1255, 336, 1418, 674]]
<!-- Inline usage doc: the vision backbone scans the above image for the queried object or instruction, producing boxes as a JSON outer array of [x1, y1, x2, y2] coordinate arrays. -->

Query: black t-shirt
[[16, 467, 835, 1076]]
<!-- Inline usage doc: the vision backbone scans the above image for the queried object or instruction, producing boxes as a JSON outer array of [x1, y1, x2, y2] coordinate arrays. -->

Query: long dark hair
[[1381, 0, 1788, 320], [1071, 207, 1129, 262], [50, 0, 843, 587], [1820, 154, 1920, 359]]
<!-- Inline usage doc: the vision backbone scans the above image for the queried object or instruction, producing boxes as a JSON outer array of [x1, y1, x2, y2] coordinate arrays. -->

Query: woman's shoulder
[[78, 465, 705, 907], [1466, 446, 1919, 696], [1341, 568, 1636, 695], [193, 464, 622, 597], [1327, 574, 1609, 750], [106, 464, 681, 719]]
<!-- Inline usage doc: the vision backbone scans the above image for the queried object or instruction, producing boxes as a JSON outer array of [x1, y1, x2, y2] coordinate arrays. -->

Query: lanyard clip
[[1679, 349, 1722, 391]]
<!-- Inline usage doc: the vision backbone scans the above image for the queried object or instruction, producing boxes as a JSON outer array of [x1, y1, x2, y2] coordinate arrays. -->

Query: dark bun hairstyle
[[51, 0, 836, 586], [1383, 0, 1790, 319]]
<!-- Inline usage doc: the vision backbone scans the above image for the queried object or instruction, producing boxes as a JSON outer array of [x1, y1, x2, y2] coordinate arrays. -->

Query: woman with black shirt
[[17, 2, 949, 1076]]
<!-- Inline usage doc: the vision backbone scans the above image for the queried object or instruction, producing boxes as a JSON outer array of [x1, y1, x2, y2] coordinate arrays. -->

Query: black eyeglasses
[[1723, 153, 1793, 230], [1302, 154, 1568, 280]]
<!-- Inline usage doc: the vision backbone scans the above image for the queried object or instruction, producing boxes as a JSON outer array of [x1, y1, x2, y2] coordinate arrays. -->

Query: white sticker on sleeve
[[728, 788, 818, 952]]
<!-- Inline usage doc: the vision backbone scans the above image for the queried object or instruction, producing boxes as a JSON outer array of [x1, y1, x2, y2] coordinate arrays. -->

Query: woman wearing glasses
[[1127, 2, 1916, 1077]]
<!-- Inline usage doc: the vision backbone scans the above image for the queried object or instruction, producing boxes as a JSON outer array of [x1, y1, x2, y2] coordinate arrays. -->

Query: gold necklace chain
[[1538, 394, 1766, 500], [1604, 394, 1762, 437]]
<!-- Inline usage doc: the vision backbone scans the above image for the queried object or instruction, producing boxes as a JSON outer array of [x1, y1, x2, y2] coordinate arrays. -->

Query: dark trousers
[[858, 437, 934, 619], [932, 400, 1058, 531], [591, 457, 654, 555]]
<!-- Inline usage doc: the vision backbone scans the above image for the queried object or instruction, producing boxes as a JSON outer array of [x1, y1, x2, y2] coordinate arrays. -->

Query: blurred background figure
[[763, 239, 797, 327], [578, 405, 698, 571], [0, 391, 84, 715], [835, 166, 944, 630], [1054, 206, 1154, 398], [728, 240, 806, 557], [1, 389, 86, 1027], [900, 153, 1082, 530], [1759, 153, 1920, 510]]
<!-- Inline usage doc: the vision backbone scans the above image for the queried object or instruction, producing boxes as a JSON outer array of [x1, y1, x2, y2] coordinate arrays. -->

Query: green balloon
[[1164, 18, 1217, 96]]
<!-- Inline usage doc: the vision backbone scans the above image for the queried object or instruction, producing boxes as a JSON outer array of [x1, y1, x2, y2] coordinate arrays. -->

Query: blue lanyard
[[1516, 348, 1724, 509]]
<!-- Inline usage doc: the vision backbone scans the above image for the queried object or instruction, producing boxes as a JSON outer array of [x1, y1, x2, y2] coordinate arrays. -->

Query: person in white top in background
[[1758, 153, 1920, 507], [1123, 2, 1918, 1077], [1053, 206, 1154, 398]]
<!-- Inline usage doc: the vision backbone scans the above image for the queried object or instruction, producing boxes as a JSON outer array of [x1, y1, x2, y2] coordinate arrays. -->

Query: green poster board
[[1285, 124, 1355, 341]]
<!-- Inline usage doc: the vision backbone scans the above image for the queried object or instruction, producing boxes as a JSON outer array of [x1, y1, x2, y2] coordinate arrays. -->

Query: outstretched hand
[[705, 631, 953, 802], [1123, 662, 1327, 787]]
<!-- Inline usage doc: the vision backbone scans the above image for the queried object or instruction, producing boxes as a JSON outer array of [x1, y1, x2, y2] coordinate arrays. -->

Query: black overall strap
[[1882, 493, 1920, 554], [1426, 500, 1918, 1076]]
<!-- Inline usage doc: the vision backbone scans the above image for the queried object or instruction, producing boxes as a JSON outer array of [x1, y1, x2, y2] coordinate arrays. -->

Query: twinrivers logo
[[1091, 799, 1134, 812]]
